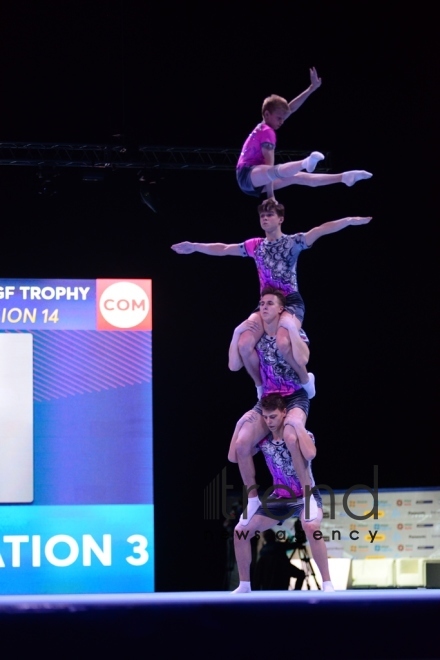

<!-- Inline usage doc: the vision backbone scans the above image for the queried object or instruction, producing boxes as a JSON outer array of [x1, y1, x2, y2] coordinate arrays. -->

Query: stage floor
[[0, 587, 439, 609], [1, 590, 438, 657]]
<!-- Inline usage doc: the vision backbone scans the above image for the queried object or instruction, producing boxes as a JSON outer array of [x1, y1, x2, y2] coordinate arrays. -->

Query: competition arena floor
[[0, 589, 438, 657]]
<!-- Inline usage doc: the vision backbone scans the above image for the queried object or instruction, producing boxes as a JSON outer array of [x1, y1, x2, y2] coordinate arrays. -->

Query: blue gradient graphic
[[0, 505, 154, 594], [34, 382, 153, 504], [0, 278, 154, 594]]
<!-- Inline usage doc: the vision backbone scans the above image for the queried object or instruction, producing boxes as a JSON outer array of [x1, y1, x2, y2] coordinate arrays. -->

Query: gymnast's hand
[[309, 67, 322, 90], [277, 315, 297, 331], [347, 216, 372, 226], [234, 319, 261, 336], [171, 241, 195, 254]]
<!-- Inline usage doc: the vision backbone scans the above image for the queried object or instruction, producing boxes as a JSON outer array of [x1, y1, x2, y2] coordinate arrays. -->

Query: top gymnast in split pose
[[171, 199, 372, 399], [236, 67, 372, 199]]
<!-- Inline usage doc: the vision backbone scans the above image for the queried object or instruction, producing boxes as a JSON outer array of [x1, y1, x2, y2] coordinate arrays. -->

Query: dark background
[[0, 2, 437, 591]]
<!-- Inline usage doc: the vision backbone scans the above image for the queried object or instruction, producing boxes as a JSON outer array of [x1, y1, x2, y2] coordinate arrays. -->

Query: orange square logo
[[96, 279, 152, 331]]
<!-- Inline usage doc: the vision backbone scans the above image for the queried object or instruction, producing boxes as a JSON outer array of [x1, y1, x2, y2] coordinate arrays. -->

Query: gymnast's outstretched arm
[[303, 216, 372, 247], [171, 241, 242, 256], [286, 67, 322, 117]]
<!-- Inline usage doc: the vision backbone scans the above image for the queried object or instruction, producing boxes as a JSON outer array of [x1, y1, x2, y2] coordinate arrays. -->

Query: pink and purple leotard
[[239, 233, 311, 321], [258, 431, 316, 499], [256, 333, 303, 397], [237, 123, 277, 169]]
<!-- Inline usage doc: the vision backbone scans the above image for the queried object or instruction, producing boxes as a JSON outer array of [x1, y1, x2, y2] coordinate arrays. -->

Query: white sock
[[231, 581, 251, 594], [322, 581, 335, 592], [302, 372, 316, 399], [342, 170, 373, 186], [239, 496, 261, 526], [256, 384, 264, 400], [302, 151, 324, 173], [303, 493, 318, 521]]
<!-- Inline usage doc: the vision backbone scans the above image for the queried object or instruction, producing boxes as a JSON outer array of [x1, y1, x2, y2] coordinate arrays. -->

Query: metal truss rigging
[[0, 142, 331, 172]]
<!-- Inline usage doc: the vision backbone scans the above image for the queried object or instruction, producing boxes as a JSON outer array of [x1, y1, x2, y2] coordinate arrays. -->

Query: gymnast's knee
[[238, 333, 256, 358], [275, 333, 290, 357]]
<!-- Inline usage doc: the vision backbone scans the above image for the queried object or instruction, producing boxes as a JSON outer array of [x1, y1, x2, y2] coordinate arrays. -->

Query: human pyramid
[[172, 68, 372, 593]]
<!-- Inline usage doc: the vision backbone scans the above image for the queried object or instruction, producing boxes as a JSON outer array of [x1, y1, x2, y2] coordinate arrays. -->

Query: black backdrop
[[0, 2, 438, 591]]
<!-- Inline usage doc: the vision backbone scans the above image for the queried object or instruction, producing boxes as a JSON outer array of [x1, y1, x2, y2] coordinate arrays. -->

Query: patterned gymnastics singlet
[[258, 432, 316, 498], [256, 333, 302, 396], [241, 233, 310, 298]]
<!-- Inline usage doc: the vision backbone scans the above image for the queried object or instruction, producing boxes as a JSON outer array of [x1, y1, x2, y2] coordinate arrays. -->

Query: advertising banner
[[0, 279, 153, 594]]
